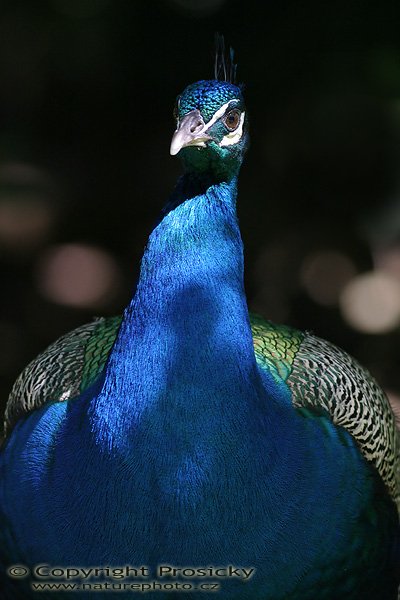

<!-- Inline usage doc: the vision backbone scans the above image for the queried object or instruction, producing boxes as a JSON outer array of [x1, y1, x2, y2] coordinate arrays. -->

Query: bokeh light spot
[[0, 196, 53, 250], [36, 244, 121, 309], [386, 390, 400, 426], [374, 245, 400, 281], [300, 251, 357, 306], [340, 271, 400, 334], [0, 162, 57, 252]]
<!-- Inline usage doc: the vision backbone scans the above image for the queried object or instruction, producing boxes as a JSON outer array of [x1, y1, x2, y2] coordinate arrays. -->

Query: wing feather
[[251, 315, 400, 512], [2, 316, 121, 440]]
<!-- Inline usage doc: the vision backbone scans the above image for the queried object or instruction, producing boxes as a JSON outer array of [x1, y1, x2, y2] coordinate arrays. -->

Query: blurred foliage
[[0, 0, 400, 414]]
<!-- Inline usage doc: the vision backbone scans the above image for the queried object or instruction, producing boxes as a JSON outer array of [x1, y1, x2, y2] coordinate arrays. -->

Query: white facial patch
[[202, 99, 245, 148], [170, 99, 245, 155], [203, 99, 240, 129], [219, 111, 245, 147]]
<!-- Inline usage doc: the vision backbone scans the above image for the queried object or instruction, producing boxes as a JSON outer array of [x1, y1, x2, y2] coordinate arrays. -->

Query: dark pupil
[[226, 110, 239, 129]]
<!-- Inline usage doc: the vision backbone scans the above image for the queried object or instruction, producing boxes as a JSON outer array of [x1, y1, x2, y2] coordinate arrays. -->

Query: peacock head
[[170, 79, 248, 182]]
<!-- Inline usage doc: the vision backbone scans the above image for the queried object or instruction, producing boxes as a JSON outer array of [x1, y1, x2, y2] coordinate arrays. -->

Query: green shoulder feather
[[3, 312, 399, 515], [3, 316, 122, 439], [250, 314, 400, 513]]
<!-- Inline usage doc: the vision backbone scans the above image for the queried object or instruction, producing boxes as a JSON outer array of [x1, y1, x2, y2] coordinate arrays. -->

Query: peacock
[[0, 39, 399, 600]]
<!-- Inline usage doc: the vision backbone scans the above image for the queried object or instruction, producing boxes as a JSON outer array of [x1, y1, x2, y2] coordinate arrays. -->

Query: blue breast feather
[[1, 179, 398, 599]]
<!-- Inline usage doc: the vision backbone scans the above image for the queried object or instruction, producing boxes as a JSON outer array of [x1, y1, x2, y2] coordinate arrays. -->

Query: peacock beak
[[170, 109, 211, 156]]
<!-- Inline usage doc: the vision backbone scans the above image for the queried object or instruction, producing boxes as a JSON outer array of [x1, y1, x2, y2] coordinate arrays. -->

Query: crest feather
[[214, 33, 237, 84]]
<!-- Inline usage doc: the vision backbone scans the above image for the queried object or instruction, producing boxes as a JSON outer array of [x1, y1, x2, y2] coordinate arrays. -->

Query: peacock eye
[[223, 109, 241, 131]]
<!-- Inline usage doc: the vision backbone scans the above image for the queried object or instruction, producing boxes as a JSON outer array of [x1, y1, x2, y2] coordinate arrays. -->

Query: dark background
[[1, 0, 400, 416]]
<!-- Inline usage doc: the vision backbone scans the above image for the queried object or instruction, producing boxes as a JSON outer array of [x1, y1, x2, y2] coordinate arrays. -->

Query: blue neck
[[90, 176, 265, 452]]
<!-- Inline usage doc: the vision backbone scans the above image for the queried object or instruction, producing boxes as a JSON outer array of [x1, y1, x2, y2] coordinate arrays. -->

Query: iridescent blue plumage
[[0, 59, 399, 600], [177, 80, 243, 122]]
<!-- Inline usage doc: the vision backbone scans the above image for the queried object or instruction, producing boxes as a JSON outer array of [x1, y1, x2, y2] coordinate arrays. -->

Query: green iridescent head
[[170, 79, 248, 182]]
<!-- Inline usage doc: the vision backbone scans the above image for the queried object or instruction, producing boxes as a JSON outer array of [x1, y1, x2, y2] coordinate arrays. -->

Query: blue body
[[0, 177, 398, 599]]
